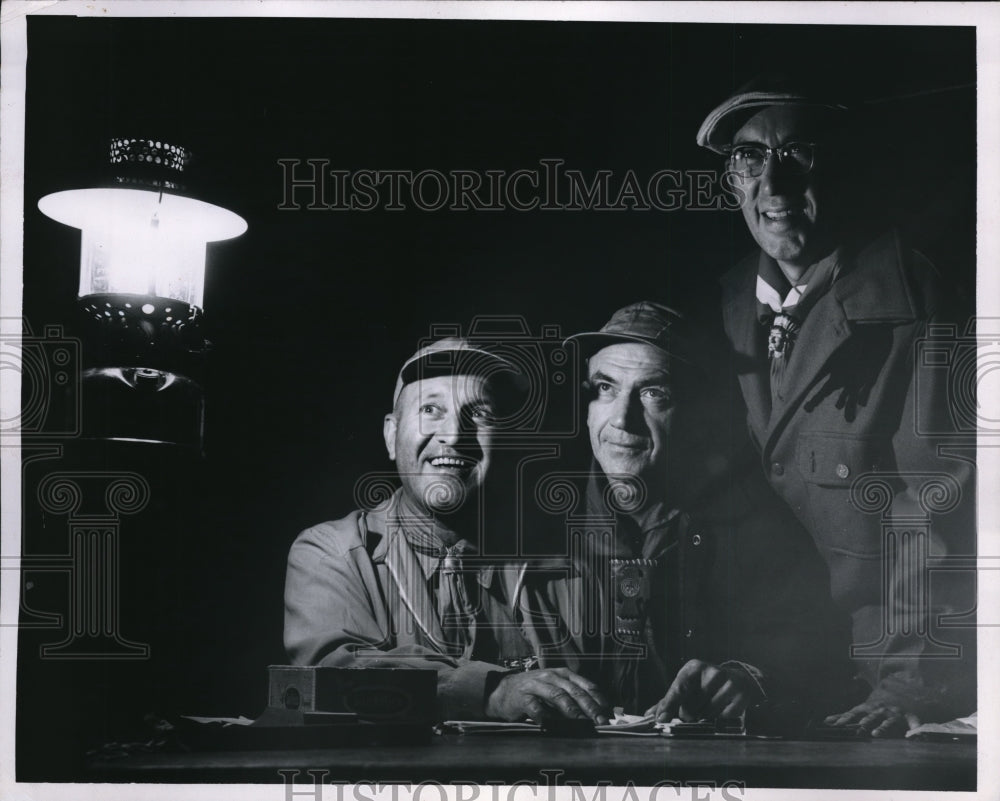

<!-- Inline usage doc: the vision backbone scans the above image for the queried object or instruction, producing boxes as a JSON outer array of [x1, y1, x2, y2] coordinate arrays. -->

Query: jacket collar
[[723, 251, 772, 438], [722, 229, 916, 320], [584, 468, 679, 559], [834, 230, 918, 323]]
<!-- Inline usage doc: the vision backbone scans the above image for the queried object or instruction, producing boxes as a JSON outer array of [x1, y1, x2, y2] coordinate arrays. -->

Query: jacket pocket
[[796, 432, 890, 488], [796, 432, 893, 556]]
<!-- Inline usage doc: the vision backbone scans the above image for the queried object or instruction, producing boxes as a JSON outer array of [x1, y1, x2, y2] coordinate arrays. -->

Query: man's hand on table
[[824, 700, 920, 738], [485, 668, 611, 725], [646, 659, 763, 723]]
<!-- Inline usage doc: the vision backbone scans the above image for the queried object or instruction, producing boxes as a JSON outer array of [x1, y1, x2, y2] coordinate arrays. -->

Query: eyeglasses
[[725, 142, 817, 178]]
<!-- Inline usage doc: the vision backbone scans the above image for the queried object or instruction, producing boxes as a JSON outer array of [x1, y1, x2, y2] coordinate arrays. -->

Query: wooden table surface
[[87, 732, 976, 790]]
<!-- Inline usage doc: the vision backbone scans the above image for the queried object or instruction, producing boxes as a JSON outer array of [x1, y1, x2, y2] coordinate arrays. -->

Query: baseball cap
[[696, 73, 848, 155], [392, 336, 522, 406], [563, 301, 691, 364]]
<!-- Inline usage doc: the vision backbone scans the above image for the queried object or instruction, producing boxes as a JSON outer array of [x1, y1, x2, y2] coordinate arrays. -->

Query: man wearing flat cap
[[541, 301, 859, 722], [284, 337, 611, 723], [696, 75, 976, 735]]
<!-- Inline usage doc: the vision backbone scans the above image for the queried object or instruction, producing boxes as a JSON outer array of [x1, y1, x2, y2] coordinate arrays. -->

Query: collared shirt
[[370, 490, 523, 666], [755, 247, 844, 327]]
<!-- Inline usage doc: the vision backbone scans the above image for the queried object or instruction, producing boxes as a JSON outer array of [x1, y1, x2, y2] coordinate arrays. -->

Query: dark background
[[16, 16, 975, 779]]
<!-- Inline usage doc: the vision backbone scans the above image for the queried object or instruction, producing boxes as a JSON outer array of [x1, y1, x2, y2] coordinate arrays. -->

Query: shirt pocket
[[796, 432, 890, 488]]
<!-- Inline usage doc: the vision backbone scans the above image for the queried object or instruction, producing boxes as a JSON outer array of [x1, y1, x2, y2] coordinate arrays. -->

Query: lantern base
[[80, 366, 204, 449]]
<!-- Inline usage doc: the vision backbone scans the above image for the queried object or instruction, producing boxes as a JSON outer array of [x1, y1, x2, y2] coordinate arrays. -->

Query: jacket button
[[691, 534, 702, 546], [771, 462, 784, 476], [836, 463, 851, 479]]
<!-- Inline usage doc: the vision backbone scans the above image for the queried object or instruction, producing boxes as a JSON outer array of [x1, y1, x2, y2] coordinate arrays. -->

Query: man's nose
[[609, 391, 642, 431], [432, 409, 473, 445], [758, 150, 799, 196]]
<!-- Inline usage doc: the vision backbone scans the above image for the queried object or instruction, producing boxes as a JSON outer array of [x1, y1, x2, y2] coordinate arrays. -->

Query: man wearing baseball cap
[[283, 337, 611, 724], [697, 75, 976, 735], [554, 301, 859, 723]]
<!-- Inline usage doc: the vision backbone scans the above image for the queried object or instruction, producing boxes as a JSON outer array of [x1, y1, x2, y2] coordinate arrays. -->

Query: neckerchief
[[756, 248, 842, 398], [385, 491, 480, 660]]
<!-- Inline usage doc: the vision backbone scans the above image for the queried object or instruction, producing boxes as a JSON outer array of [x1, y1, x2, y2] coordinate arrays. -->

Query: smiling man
[[284, 337, 610, 723], [697, 75, 976, 735]]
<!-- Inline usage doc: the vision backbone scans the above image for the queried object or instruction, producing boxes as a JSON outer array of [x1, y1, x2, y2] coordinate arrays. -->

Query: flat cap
[[564, 301, 690, 363], [696, 73, 848, 154]]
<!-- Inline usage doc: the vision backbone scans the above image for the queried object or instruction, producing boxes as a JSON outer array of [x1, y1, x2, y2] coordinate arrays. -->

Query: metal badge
[[610, 558, 655, 638], [767, 313, 801, 360]]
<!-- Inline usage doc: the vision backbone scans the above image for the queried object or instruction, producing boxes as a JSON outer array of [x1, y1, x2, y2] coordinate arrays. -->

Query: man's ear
[[383, 413, 397, 461]]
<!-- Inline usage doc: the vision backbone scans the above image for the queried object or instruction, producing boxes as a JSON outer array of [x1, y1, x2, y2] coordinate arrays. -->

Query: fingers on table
[[873, 710, 915, 738], [870, 716, 905, 738], [708, 677, 737, 712], [530, 671, 605, 721], [658, 678, 685, 721], [684, 662, 727, 718], [562, 670, 612, 719], [823, 707, 863, 726], [866, 707, 908, 738], [523, 693, 556, 724], [649, 696, 669, 723], [659, 661, 704, 720], [719, 694, 748, 719], [822, 704, 912, 738]]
